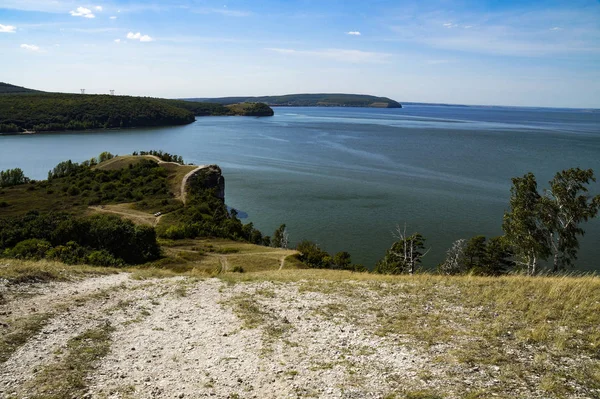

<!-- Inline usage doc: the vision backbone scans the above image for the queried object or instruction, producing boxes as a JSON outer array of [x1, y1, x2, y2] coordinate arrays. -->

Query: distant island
[[0, 83, 274, 134], [185, 93, 402, 108]]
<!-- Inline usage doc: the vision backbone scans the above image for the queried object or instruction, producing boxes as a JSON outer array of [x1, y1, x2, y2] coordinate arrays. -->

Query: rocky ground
[[1, 273, 598, 399]]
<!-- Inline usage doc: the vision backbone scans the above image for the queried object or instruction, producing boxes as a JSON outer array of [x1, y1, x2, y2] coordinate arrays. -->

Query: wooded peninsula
[[0, 83, 274, 133], [185, 93, 402, 108]]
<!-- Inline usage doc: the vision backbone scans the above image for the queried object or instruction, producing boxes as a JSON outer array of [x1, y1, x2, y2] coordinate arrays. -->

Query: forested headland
[[0, 82, 274, 133], [186, 93, 402, 108]]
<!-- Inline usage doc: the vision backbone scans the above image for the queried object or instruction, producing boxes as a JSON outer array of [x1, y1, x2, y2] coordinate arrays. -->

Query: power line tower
[[80, 89, 85, 94], [109, 90, 115, 95]]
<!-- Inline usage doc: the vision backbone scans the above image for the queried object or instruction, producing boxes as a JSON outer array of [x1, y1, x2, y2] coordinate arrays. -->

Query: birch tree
[[540, 168, 600, 272], [375, 224, 429, 274], [438, 238, 467, 275], [502, 173, 550, 275]]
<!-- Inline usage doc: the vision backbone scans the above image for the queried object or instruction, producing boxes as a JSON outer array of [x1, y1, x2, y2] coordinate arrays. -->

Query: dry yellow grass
[[220, 270, 600, 397], [0, 258, 119, 284], [87, 203, 160, 226], [92, 155, 153, 171]]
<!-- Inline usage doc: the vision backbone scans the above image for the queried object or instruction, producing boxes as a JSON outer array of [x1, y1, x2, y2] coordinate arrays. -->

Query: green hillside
[[0, 82, 41, 94], [186, 93, 402, 108], [0, 92, 274, 133]]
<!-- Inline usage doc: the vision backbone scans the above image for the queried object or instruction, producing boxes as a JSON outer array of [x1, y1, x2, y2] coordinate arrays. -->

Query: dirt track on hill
[[0, 275, 430, 399]]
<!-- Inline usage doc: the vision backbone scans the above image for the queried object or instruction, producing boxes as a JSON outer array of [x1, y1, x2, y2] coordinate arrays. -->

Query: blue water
[[1, 105, 599, 270]]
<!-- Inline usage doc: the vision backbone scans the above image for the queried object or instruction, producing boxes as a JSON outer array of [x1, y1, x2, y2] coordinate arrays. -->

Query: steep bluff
[[185, 165, 225, 202]]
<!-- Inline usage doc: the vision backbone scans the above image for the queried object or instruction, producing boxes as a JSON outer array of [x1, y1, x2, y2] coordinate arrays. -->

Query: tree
[[483, 236, 514, 275], [540, 168, 600, 272], [0, 168, 30, 187], [271, 224, 289, 249], [503, 168, 600, 275], [503, 173, 550, 275], [438, 236, 514, 276], [464, 235, 487, 270], [375, 225, 428, 274], [438, 239, 467, 275], [332, 251, 352, 270]]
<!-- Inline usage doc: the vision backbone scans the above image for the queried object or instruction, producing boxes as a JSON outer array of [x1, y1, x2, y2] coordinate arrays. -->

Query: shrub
[[86, 250, 124, 267], [8, 239, 52, 260]]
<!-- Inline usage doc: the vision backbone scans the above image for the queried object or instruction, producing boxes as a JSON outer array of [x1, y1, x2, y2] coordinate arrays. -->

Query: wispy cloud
[[194, 7, 252, 17], [265, 48, 391, 63], [70, 7, 95, 18], [426, 59, 452, 65], [347, 31, 361, 36], [110, 16, 117, 20], [127, 32, 154, 42], [20, 43, 40, 51], [95, 6, 102, 11], [388, 6, 600, 57], [114, 38, 121, 43], [0, 24, 17, 33]]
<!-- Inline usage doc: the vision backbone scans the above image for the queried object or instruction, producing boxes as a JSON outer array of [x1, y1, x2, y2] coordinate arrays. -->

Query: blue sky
[[1, 0, 599, 107]]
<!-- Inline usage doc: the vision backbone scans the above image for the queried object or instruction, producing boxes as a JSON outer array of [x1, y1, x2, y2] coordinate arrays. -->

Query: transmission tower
[[80, 89, 85, 94], [109, 90, 115, 95]]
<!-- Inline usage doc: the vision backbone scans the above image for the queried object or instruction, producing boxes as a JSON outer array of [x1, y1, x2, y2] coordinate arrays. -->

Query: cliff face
[[186, 165, 225, 202]]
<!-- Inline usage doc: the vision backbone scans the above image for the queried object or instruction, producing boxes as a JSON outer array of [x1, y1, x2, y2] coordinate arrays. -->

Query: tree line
[[0, 93, 275, 133], [369, 168, 600, 276], [1, 158, 597, 275]]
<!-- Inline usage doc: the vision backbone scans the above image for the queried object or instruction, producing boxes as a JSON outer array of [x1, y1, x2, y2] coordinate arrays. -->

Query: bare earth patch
[[1, 273, 598, 398]]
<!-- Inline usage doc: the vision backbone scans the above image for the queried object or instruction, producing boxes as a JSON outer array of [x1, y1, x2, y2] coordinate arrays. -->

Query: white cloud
[[127, 32, 154, 42], [347, 31, 361, 36], [20, 43, 40, 51], [95, 6, 102, 11], [0, 24, 17, 33], [70, 7, 95, 18], [265, 47, 391, 63], [114, 38, 121, 43], [110, 16, 117, 19], [550, 27, 563, 31]]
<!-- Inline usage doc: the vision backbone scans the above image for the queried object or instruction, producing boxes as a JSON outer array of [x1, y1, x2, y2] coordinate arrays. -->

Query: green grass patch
[[0, 312, 53, 363], [25, 323, 115, 399]]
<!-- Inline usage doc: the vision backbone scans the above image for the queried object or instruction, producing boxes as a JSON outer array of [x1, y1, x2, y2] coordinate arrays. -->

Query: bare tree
[[375, 224, 429, 274], [439, 239, 467, 275]]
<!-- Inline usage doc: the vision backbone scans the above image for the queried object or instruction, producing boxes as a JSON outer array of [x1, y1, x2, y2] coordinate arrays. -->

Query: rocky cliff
[[186, 165, 225, 202]]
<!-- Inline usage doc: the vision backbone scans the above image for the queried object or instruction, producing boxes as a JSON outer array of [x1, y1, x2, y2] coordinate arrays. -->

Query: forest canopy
[[0, 92, 273, 133]]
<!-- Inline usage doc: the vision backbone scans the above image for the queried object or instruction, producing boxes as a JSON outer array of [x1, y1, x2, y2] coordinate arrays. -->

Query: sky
[[1, 0, 599, 108]]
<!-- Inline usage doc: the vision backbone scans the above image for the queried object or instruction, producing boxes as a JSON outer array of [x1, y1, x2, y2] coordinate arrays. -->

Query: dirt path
[[180, 165, 208, 204], [144, 154, 208, 205], [88, 205, 162, 226], [1, 275, 436, 399]]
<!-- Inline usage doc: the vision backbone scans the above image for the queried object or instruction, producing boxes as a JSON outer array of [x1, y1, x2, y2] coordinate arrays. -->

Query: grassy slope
[[0, 155, 181, 218], [2, 255, 599, 397]]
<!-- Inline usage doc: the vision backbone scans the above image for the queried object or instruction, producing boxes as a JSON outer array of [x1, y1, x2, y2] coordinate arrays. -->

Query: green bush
[[86, 250, 123, 267], [8, 238, 52, 260]]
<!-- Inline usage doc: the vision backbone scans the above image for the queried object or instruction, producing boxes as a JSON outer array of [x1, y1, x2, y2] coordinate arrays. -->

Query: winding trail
[[143, 155, 208, 204], [180, 165, 208, 204]]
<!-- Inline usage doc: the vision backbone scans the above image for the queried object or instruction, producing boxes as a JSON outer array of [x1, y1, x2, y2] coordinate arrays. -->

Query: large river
[[1, 105, 599, 271]]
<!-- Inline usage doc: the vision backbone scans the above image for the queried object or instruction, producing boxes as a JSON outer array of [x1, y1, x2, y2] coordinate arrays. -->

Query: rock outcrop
[[185, 165, 225, 202]]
